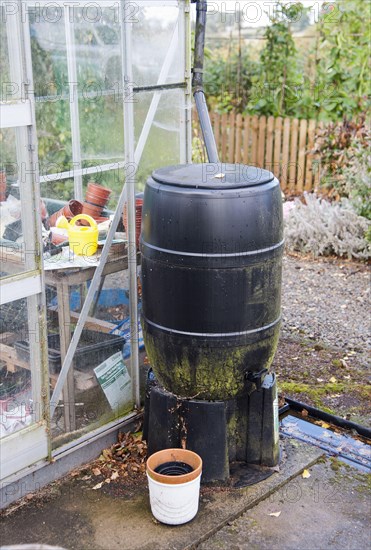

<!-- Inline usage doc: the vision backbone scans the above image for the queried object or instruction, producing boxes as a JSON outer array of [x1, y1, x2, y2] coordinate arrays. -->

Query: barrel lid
[[151, 163, 274, 189]]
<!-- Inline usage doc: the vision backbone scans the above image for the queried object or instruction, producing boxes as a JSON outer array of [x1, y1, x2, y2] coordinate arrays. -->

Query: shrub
[[284, 193, 370, 260], [314, 115, 369, 197]]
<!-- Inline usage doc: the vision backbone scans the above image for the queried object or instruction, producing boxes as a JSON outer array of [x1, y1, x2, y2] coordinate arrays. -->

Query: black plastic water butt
[[141, 163, 283, 400], [141, 162, 283, 482]]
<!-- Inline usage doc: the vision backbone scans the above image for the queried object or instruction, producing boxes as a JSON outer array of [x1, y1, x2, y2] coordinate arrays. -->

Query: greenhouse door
[[0, 2, 49, 481]]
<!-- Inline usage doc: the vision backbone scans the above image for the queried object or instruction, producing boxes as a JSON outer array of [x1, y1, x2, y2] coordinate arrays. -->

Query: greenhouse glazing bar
[[64, 5, 83, 200], [121, 0, 140, 408]]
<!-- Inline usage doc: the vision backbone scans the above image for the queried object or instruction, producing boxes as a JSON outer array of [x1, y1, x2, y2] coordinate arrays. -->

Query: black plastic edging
[[284, 397, 371, 439]]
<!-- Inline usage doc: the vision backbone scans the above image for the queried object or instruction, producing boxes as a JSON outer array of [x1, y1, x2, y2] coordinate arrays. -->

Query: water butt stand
[[141, 162, 283, 485]]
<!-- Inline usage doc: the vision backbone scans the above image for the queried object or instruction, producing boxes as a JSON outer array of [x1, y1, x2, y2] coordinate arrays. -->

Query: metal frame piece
[[1, 1, 49, 482], [64, 6, 83, 200]]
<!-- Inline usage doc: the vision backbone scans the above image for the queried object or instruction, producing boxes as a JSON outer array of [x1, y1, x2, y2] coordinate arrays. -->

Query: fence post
[[273, 117, 283, 180], [289, 118, 299, 193], [235, 113, 243, 163], [243, 115, 250, 165], [297, 119, 308, 193], [265, 116, 275, 170], [281, 117, 291, 191], [250, 115, 259, 166], [228, 111, 236, 163], [257, 115, 266, 167], [221, 112, 228, 160], [305, 119, 316, 192]]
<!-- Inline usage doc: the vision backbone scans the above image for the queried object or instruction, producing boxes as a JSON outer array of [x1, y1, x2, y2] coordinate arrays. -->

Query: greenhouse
[[1, 1, 370, 546], [1, 0, 191, 495]]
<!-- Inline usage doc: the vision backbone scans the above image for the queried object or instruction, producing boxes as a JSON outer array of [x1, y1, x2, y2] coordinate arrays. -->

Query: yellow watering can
[[67, 214, 99, 256]]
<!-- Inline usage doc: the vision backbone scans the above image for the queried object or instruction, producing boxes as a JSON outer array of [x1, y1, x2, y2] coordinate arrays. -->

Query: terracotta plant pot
[[50, 228, 68, 245], [86, 183, 111, 208], [47, 199, 83, 228], [82, 201, 103, 219], [85, 193, 106, 207], [123, 196, 143, 247]]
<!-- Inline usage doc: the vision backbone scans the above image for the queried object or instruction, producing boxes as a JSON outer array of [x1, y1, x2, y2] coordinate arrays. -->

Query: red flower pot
[[86, 183, 111, 207], [123, 197, 143, 247], [82, 201, 103, 219], [47, 199, 83, 228]]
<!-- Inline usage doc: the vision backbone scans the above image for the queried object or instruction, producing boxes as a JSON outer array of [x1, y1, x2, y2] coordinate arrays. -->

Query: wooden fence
[[205, 112, 322, 193]]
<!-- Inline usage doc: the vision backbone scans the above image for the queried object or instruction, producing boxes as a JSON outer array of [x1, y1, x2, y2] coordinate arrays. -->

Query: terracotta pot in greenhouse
[[46, 199, 83, 228], [82, 201, 103, 219], [86, 183, 111, 207], [123, 195, 143, 247]]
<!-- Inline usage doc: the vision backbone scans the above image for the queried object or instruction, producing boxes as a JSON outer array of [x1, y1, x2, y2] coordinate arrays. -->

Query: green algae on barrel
[[140, 163, 283, 401]]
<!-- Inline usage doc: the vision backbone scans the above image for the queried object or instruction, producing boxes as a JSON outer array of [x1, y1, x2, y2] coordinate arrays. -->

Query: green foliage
[[342, 142, 371, 222], [314, 115, 370, 218], [247, 2, 306, 117], [204, 49, 258, 113], [316, 0, 370, 120], [204, 0, 370, 122]]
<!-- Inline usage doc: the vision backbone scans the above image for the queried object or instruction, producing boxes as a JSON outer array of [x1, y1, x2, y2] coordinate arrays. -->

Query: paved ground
[[1, 437, 370, 550], [199, 460, 371, 550]]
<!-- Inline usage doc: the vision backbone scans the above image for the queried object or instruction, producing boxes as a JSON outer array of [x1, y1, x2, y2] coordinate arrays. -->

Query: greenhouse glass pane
[[0, 128, 27, 275], [41, 178, 75, 203], [0, 5, 24, 102], [28, 8, 73, 175], [72, 6, 121, 89], [0, 298, 35, 438], [0, 8, 11, 101], [50, 278, 136, 448], [79, 93, 124, 170], [132, 4, 184, 87], [72, 6, 125, 182], [134, 89, 185, 189]]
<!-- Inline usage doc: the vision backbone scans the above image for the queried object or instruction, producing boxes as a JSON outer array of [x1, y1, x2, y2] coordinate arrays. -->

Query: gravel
[[281, 254, 370, 367]]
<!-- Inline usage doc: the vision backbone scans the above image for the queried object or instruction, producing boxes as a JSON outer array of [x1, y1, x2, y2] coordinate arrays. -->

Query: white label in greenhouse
[[94, 352, 131, 410]]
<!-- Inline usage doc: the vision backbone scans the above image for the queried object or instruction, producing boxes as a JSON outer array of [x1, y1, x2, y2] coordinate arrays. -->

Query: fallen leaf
[[319, 421, 330, 429], [81, 475, 91, 481], [111, 471, 119, 480], [301, 409, 309, 418], [302, 469, 311, 479], [269, 511, 281, 517], [104, 478, 111, 484], [329, 376, 337, 383], [92, 482, 103, 490], [92, 468, 101, 476]]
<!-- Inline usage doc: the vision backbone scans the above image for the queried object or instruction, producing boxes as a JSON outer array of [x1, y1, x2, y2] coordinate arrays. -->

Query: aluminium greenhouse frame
[[1, 0, 192, 505]]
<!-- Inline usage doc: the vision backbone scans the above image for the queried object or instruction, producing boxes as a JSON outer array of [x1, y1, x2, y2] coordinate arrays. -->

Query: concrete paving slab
[[0, 438, 322, 550], [198, 459, 371, 550]]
